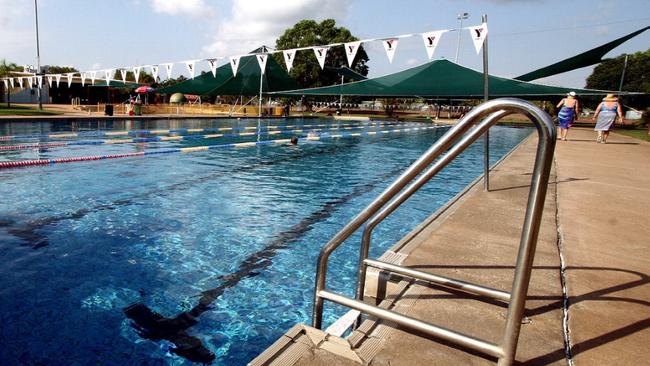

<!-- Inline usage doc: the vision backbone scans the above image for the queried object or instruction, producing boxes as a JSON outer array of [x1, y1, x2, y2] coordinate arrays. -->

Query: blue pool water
[[0, 118, 531, 365]]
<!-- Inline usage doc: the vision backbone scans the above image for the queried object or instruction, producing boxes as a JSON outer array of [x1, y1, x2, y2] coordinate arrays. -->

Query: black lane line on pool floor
[[123, 162, 409, 364], [0, 137, 389, 249]]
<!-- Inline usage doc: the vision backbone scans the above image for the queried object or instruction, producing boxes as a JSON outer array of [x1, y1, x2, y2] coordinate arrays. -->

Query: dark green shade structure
[[270, 59, 621, 98], [515, 25, 650, 82], [156, 51, 300, 96]]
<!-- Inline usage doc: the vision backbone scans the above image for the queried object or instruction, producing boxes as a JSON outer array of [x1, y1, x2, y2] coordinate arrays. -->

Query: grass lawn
[[0, 104, 62, 116], [617, 127, 650, 142]]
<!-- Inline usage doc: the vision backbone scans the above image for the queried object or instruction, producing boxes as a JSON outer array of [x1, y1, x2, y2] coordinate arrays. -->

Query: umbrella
[[134, 86, 155, 93]]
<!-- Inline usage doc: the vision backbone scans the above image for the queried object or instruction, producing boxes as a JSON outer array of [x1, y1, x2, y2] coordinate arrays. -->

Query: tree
[[44, 65, 78, 74], [586, 49, 650, 109], [0, 59, 22, 77], [274, 19, 369, 88]]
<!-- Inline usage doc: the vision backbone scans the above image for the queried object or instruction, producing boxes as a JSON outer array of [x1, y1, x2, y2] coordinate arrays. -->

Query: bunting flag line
[[55, 74, 62, 88], [133, 66, 142, 83], [230, 56, 240, 77], [344, 41, 361, 68], [120, 69, 128, 83], [17, 77, 24, 89], [89, 71, 97, 85], [105, 69, 114, 86], [470, 23, 489, 54], [163, 63, 174, 79], [2, 79, 7, 90], [421, 30, 445, 59], [67, 73, 74, 87], [9, 78, 15, 88], [46, 75, 53, 88], [150, 65, 159, 81], [313, 47, 328, 69], [80, 73, 87, 87], [382, 38, 399, 63], [207, 59, 218, 77], [27, 77, 33, 88], [37, 75, 43, 89], [281, 50, 295, 73], [185, 61, 196, 79], [256, 54, 268, 74]]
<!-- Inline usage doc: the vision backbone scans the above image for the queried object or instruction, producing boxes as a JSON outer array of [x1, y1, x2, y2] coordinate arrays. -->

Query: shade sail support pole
[[482, 14, 490, 192]]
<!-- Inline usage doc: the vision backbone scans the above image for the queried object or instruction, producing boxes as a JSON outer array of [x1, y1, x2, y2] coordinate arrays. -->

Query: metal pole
[[258, 54, 264, 118], [34, 0, 42, 110], [455, 13, 468, 63], [339, 75, 344, 110], [482, 14, 490, 192], [617, 54, 628, 96]]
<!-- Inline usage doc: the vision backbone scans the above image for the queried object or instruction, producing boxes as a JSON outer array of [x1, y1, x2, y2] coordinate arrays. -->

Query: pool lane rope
[[0, 126, 441, 170], [0, 120, 407, 142], [0, 121, 420, 152]]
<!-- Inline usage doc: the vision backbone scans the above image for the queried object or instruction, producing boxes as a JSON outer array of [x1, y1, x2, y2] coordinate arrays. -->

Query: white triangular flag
[[90, 71, 97, 85], [256, 54, 268, 74], [66, 73, 74, 87], [9, 78, 15, 88], [17, 77, 24, 89], [149, 65, 159, 81], [163, 63, 174, 79], [105, 69, 114, 86], [470, 23, 489, 54], [382, 38, 399, 63], [421, 30, 445, 59], [185, 61, 195, 79], [313, 47, 329, 69], [344, 41, 361, 67], [37, 75, 43, 88], [55, 74, 62, 87], [46, 75, 53, 88], [133, 66, 142, 83], [230, 56, 240, 76], [283, 49, 297, 72], [206, 59, 218, 77], [27, 77, 33, 88], [120, 69, 128, 83], [2, 79, 7, 90], [80, 73, 87, 87]]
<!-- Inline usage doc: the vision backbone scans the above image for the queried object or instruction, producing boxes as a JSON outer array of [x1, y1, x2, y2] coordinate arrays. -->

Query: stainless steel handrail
[[311, 98, 556, 366]]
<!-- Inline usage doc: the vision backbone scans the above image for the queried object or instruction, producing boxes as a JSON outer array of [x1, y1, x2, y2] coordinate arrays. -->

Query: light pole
[[455, 12, 469, 64], [34, 0, 42, 110]]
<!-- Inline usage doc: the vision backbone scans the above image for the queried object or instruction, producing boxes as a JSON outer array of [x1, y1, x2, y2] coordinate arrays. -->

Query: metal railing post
[[482, 14, 490, 191]]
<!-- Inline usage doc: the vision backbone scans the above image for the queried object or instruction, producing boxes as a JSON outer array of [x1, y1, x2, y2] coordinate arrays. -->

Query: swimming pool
[[0, 118, 531, 365]]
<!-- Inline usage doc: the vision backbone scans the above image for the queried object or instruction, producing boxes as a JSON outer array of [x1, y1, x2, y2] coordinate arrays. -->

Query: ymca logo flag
[[27, 77, 33, 88], [185, 61, 196, 79], [149, 65, 159, 81], [120, 69, 128, 83], [9, 78, 15, 88], [47, 75, 53, 88], [2, 79, 7, 90], [206, 59, 218, 77], [163, 63, 174, 79], [133, 66, 142, 83], [230, 56, 240, 77], [80, 73, 87, 87], [36, 75, 43, 88], [344, 41, 361, 67], [55, 74, 62, 88], [313, 47, 329, 69], [470, 23, 488, 53], [382, 38, 399, 63], [421, 30, 445, 59], [283, 49, 296, 72], [17, 77, 24, 89], [66, 73, 74, 87], [89, 71, 97, 85], [256, 54, 268, 75]]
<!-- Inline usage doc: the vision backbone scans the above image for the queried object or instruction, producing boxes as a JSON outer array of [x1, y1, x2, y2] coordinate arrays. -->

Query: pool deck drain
[[249, 127, 650, 365]]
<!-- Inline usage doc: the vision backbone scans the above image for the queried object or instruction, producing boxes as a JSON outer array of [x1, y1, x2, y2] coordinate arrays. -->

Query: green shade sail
[[270, 59, 622, 98], [515, 26, 650, 81], [156, 51, 300, 96]]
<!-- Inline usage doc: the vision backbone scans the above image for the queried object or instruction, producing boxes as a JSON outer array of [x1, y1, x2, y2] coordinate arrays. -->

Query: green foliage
[[274, 19, 369, 88], [0, 59, 22, 77], [586, 49, 650, 108], [157, 75, 187, 89], [45, 65, 78, 74]]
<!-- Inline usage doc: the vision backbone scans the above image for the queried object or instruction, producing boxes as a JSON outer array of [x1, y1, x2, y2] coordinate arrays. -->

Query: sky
[[1, 0, 649, 88]]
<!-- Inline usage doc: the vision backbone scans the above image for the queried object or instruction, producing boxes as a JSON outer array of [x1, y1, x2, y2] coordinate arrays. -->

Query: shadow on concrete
[[487, 177, 589, 193]]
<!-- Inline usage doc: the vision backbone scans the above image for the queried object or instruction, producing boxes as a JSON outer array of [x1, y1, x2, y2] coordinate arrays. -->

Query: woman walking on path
[[593, 94, 624, 144], [556, 91, 579, 141]]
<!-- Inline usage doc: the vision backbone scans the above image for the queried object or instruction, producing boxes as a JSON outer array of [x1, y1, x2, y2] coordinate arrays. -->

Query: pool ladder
[[312, 98, 556, 366]]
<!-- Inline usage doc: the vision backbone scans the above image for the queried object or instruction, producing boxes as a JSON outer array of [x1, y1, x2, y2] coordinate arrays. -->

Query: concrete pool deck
[[249, 127, 650, 365]]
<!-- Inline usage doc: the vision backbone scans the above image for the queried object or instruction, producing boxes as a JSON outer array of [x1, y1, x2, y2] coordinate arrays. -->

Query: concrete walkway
[[250, 127, 649, 365]]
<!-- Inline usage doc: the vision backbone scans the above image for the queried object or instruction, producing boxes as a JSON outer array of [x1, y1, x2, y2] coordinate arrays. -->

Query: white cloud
[[149, 0, 213, 18], [404, 58, 419, 66], [202, 0, 352, 57]]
